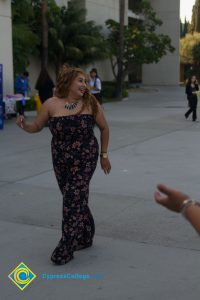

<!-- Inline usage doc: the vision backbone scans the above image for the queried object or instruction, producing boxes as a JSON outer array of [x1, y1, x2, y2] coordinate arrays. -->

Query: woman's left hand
[[100, 157, 111, 174]]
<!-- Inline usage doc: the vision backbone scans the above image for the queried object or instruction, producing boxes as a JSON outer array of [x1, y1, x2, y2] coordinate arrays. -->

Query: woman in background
[[185, 75, 199, 122]]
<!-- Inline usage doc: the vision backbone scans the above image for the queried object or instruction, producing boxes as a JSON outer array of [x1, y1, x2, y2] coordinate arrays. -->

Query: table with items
[[3, 94, 30, 115]]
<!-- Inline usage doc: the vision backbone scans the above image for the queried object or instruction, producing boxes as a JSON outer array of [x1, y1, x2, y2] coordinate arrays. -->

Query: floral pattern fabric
[[48, 114, 99, 264]]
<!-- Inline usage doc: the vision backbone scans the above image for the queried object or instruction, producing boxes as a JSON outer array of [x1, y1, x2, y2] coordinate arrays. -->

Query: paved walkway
[[0, 86, 200, 300]]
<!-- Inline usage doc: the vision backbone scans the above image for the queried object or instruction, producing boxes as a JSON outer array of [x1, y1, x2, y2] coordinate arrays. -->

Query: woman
[[89, 68, 102, 104], [16, 66, 111, 265], [185, 75, 199, 122]]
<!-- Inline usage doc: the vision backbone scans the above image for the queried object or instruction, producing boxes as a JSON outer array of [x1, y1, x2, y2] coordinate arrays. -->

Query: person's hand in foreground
[[154, 184, 188, 213], [154, 184, 200, 234]]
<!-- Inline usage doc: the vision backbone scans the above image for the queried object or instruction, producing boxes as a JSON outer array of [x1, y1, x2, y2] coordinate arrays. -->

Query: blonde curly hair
[[55, 64, 99, 116]]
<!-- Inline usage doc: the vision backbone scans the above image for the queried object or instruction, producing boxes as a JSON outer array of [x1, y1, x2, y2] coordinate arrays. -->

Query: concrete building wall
[[55, 0, 68, 6], [85, 0, 120, 26], [0, 0, 14, 96], [85, 0, 119, 81], [84, 0, 128, 81], [142, 0, 180, 85]]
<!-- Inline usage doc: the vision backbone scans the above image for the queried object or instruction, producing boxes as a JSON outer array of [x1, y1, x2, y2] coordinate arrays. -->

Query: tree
[[192, 42, 200, 68], [11, 0, 39, 74], [190, 0, 200, 33], [47, 1, 107, 74], [180, 19, 183, 38], [106, 0, 175, 98], [116, 0, 125, 98], [12, 0, 107, 76], [41, 0, 48, 69], [180, 18, 190, 38], [180, 32, 200, 65], [31, 0, 58, 70]]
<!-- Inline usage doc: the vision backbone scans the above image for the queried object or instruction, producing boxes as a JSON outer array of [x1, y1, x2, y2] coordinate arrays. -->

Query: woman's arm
[[154, 184, 200, 235], [16, 99, 50, 133], [95, 104, 109, 153], [95, 104, 111, 174]]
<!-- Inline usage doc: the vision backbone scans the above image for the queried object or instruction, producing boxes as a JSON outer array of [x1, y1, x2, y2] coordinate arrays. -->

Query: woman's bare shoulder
[[42, 97, 58, 108], [40, 97, 57, 116], [45, 96, 58, 104]]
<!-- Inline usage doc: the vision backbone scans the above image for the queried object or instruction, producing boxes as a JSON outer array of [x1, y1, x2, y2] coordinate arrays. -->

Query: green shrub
[[122, 89, 129, 98], [102, 83, 115, 98], [102, 81, 129, 99]]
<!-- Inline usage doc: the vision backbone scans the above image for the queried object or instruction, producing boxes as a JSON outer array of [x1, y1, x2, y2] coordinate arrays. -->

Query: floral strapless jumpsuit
[[48, 114, 99, 264]]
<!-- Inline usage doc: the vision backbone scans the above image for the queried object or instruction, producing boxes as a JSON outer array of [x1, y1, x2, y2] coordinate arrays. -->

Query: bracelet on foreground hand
[[180, 199, 200, 217]]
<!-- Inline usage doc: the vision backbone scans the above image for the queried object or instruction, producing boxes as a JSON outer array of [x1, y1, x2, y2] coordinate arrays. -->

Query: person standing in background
[[15, 71, 29, 96], [185, 75, 199, 122], [35, 69, 55, 104], [89, 68, 102, 104], [15, 71, 29, 115]]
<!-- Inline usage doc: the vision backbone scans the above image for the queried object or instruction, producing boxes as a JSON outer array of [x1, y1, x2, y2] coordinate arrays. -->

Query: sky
[[180, 0, 196, 22]]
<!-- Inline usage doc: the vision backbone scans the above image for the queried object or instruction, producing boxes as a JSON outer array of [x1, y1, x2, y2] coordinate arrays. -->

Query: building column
[[142, 0, 180, 85], [0, 0, 14, 96]]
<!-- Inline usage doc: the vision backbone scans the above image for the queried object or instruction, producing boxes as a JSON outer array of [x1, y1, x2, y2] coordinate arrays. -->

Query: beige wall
[[55, 0, 68, 7], [0, 0, 13, 96], [85, 0, 128, 81], [85, 0, 119, 80], [142, 0, 180, 85], [86, 0, 120, 26]]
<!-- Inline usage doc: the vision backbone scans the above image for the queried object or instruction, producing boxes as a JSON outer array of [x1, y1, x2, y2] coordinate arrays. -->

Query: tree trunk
[[115, 0, 125, 99], [41, 0, 48, 69]]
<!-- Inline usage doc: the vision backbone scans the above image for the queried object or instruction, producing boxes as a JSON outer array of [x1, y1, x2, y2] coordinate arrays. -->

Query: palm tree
[[12, 0, 39, 74], [115, 0, 125, 98], [41, 0, 48, 69], [48, 2, 107, 75]]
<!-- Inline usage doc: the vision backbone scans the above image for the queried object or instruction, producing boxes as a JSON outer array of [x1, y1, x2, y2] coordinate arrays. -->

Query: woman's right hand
[[100, 157, 111, 175], [16, 115, 26, 130]]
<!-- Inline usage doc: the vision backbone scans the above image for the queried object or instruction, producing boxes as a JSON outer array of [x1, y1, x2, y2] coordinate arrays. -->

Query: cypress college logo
[[8, 262, 36, 291]]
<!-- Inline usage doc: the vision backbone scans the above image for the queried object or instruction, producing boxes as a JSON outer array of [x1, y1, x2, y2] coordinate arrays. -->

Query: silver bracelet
[[180, 199, 200, 217]]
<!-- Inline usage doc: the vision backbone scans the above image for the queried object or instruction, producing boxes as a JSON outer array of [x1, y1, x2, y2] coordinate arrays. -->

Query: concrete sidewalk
[[0, 86, 200, 300]]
